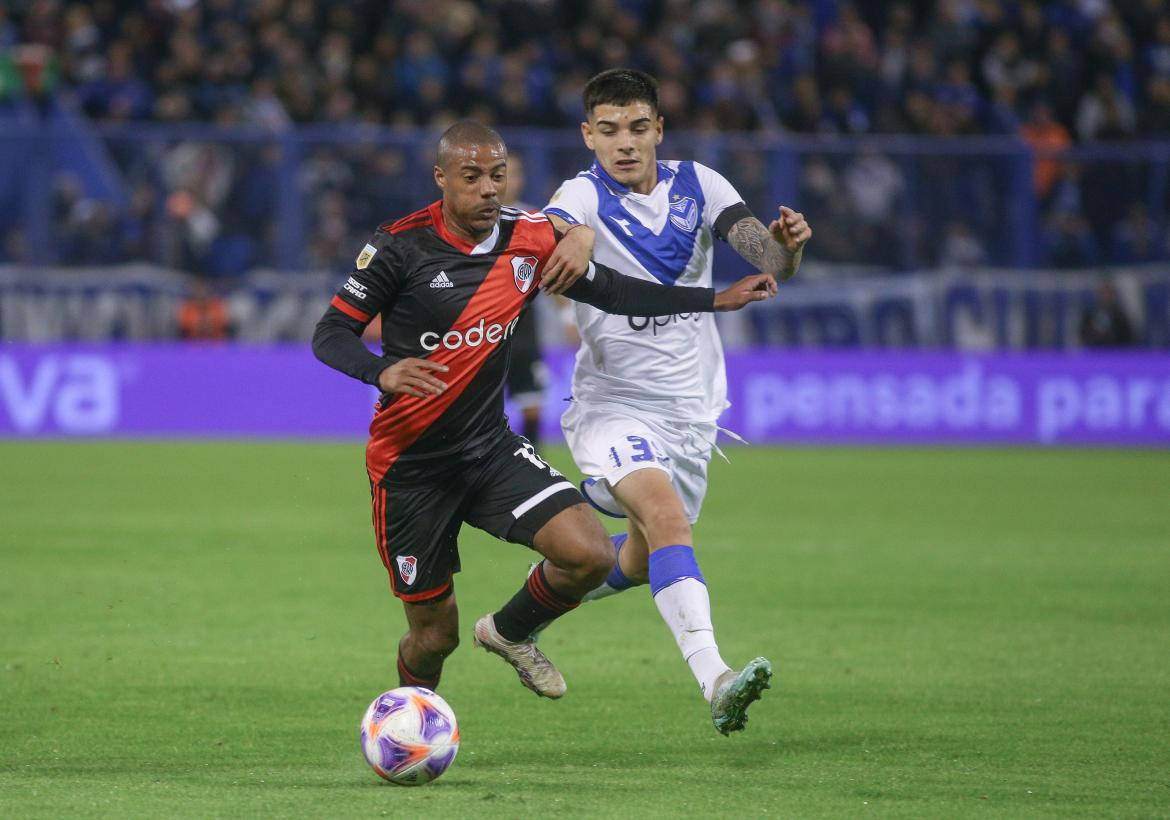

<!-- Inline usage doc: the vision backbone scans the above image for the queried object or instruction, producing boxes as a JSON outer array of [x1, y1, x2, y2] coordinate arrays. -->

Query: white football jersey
[[545, 160, 745, 422]]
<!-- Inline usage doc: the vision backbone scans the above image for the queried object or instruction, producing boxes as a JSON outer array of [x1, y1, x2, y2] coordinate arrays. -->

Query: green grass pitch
[[1, 441, 1168, 818]]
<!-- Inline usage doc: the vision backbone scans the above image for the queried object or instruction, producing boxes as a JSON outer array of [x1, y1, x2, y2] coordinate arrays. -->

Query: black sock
[[492, 560, 580, 642], [397, 652, 441, 691]]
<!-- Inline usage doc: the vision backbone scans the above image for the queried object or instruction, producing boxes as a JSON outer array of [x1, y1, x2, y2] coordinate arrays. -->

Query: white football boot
[[473, 613, 567, 698]]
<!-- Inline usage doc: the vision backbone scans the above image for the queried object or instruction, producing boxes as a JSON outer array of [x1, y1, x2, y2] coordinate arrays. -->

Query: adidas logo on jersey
[[430, 271, 454, 288]]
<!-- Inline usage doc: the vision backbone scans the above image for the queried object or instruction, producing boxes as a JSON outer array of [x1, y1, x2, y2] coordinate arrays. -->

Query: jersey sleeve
[[328, 229, 408, 324], [562, 261, 714, 315], [313, 230, 409, 387], [525, 218, 560, 292], [694, 161, 748, 231], [543, 176, 599, 227]]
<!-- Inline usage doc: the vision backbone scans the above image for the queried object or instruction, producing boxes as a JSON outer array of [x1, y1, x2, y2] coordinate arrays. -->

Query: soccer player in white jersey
[[537, 69, 812, 735]]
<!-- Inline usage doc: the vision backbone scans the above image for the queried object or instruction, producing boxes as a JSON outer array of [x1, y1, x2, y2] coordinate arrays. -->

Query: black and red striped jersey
[[314, 200, 718, 486], [329, 201, 556, 482]]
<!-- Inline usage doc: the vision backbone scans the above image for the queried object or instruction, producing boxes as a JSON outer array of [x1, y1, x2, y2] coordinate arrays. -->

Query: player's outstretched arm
[[713, 273, 779, 311], [561, 262, 776, 316], [725, 206, 812, 281]]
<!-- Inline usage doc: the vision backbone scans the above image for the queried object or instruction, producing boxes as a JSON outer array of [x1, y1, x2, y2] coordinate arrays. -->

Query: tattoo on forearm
[[727, 217, 799, 278]]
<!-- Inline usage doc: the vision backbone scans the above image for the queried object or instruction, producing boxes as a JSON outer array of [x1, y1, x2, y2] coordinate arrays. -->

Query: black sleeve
[[328, 229, 406, 321], [312, 309, 397, 387], [713, 202, 754, 242], [312, 230, 407, 385], [562, 262, 715, 316]]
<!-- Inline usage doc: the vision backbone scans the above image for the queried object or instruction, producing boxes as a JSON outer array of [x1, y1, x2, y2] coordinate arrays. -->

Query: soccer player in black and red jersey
[[313, 121, 776, 699]]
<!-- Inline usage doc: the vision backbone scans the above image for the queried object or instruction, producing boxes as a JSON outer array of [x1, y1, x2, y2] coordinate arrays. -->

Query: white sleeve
[[543, 176, 599, 228], [694, 161, 747, 229]]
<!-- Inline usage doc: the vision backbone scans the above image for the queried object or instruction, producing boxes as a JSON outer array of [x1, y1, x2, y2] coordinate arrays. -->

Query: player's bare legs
[[474, 503, 613, 698], [530, 502, 614, 596], [611, 470, 730, 697], [571, 477, 669, 601], [611, 469, 690, 566], [613, 525, 650, 584], [611, 468, 772, 733], [397, 593, 460, 691]]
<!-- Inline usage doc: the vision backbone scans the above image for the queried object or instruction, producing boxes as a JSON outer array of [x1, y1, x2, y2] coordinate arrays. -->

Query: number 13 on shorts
[[608, 434, 669, 470]]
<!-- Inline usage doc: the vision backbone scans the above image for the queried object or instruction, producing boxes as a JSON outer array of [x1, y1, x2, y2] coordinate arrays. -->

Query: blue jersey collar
[[590, 160, 673, 195]]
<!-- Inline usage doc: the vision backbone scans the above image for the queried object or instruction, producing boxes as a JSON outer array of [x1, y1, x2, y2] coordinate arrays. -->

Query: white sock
[[652, 577, 732, 702]]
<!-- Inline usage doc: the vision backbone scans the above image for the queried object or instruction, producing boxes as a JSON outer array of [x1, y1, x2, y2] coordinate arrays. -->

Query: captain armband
[[713, 203, 754, 242]]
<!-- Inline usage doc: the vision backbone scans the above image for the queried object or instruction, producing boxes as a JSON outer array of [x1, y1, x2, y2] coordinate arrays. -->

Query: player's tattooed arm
[[727, 218, 791, 277], [724, 207, 812, 281]]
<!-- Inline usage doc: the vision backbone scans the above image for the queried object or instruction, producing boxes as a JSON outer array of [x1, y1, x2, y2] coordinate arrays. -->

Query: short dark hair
[[583, 68, 659, 117], [436, 120, 505, 168]]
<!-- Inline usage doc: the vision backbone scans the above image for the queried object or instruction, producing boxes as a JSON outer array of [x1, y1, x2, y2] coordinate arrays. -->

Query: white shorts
[[560, 401, 717, 524]]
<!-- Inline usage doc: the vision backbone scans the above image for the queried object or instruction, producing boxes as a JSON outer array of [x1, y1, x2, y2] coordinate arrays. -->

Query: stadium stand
[[0, 0, 1168, 274]]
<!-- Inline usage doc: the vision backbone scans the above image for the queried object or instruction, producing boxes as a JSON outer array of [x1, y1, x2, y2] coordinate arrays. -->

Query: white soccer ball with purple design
[[359, 687, 460, 785]]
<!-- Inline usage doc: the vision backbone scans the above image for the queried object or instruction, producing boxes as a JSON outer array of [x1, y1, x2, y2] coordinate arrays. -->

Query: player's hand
[[768, 206, 812, 253], [713, 273, 778, 311], [377, 358, 449, 398], [541, 225, 595, 295]]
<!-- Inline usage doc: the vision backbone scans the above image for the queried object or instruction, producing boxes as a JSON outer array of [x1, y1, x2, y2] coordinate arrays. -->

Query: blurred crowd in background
[[5, 0, 1170, 139], [0, 0, 1168, 280]]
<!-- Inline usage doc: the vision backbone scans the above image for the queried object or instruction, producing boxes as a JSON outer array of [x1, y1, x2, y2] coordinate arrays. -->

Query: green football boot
[[710, 657, 773, 735]]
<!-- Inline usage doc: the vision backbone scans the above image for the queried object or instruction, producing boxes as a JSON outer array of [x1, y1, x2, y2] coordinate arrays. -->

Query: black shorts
[[369, 430, 581, 602]]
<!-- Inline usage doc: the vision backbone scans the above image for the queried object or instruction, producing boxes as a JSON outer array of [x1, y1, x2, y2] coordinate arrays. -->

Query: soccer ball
[[359, 687, 460, 785]]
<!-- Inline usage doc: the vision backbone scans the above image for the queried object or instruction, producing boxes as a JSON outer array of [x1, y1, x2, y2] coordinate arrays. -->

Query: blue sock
[[648, 544, 705, 595], [605, 533, 639, 590]]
